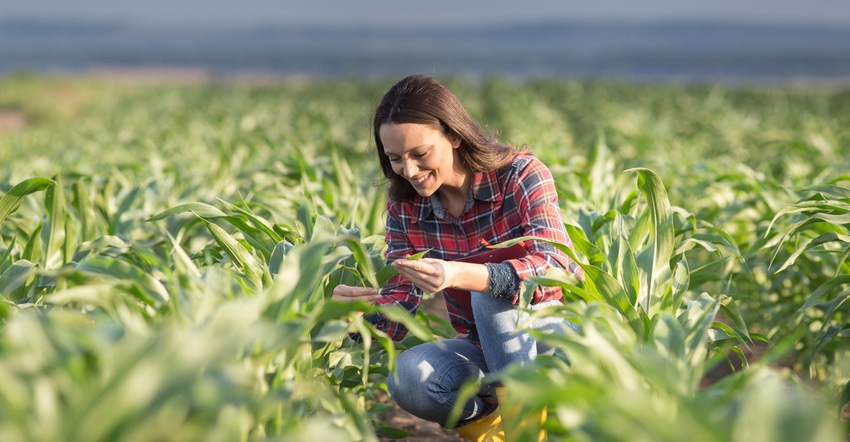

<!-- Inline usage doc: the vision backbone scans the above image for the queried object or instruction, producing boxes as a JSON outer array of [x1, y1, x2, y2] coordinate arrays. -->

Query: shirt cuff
[[485, 262, 521, 302]]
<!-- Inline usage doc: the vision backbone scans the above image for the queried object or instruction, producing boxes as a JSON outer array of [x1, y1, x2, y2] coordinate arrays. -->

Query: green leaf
[[0, 177, 54, 226], [680, 293, 720, 366], [406, 248, 432, 260], [796, 275, 850, 313], [312, 214, 337, 242], [375, 426, 409, 439], [72, 180, 97, 242], [627, 167, 674, 313], [75, 256, 170, 306], [198, 216, 264, 290], [663, 259, 689, 314], [0, 259, 37, 297], [42, 176, 67, 268], [338, 235, 379, 289], [269, 240, 294, 276], [718, 294, 751, 343], [375, 264, 398, 286], [772, 231, 850, 274], [266, 240, 333, 321], [564, 223, 605, 265], [583, 264, 645, 337], [70, 235, 131, 263], [379, 304, 436, 343], [612, 223, 640, 307], [220, 215, 276, 259], [220, 200, 282, 241], [530, 268, 598, 303], [789, 183, 850, 199], [296, 203, 312, 241], [22, 219, 43, 263], [147, 202, 227, 221], [108, 184, 142, 235]]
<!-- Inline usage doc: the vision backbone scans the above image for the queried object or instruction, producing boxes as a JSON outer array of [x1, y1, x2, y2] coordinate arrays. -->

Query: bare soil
[[377, 405, 463, 442]]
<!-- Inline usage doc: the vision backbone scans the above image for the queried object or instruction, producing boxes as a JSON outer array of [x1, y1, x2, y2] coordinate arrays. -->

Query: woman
[[333, 74, 582, 440]]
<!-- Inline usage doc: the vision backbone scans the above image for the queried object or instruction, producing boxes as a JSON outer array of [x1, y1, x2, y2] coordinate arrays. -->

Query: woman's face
[[379, 122, 465, 198]]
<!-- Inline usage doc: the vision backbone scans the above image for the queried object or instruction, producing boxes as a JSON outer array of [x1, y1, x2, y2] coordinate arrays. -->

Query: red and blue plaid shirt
[[370, 154, 582, 342]]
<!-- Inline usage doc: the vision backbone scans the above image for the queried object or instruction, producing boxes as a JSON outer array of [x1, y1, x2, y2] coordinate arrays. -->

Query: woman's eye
[[414, 152, 427, 159], [388, 157, 401, 163]]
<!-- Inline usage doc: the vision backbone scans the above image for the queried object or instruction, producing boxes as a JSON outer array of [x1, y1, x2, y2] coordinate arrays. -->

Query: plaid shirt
[[369, 154, 582, 342]]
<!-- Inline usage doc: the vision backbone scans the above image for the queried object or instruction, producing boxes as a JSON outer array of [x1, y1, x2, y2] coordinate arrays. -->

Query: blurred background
[[2, 0, 850, 83]]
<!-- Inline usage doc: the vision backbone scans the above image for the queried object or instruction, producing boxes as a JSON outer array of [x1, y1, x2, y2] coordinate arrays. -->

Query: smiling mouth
[[410, 173, 430, 187]]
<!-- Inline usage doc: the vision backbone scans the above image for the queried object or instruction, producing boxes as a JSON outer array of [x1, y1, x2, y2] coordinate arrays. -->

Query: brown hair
[[373, 74, 523, 202]]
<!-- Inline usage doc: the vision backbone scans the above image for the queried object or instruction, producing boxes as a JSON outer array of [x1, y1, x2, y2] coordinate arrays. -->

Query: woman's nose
[[402, 159, 418, 177]]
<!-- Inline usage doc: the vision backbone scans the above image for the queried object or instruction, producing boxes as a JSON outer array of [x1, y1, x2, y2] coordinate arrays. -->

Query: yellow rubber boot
[[495, 386, 547, 442], [452, 409, 505, 442]]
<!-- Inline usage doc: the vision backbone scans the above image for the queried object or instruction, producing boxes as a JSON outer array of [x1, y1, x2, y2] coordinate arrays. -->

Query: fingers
[[332, 285, 381, 303], [392, 261, 425, 283], [392, 258, 437, 275], [392, 258, 446, 294]]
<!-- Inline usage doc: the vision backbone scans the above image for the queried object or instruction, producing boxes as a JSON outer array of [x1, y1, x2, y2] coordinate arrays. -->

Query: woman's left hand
[[391, 258, 452, 294]]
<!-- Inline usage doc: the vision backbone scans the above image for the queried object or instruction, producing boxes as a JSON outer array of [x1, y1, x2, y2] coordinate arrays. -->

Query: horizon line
[[2, 14, 850, 31]]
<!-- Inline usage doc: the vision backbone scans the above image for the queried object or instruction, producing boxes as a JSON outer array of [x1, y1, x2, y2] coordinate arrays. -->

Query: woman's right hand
[[332, 285, 382, 303]]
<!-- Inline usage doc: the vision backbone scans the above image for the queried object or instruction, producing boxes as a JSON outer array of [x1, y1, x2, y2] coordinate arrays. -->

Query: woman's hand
[[332, 285, 382, 303], [393, 258, 491, 294], [391, 258, 451, 294]]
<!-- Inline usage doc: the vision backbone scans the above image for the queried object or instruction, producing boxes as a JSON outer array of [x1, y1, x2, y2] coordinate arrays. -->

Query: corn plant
[[761, 179, 850, 414]]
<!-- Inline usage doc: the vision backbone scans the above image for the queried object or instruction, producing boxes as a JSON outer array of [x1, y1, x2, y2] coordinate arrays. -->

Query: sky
[[3, 0, 850, 28]]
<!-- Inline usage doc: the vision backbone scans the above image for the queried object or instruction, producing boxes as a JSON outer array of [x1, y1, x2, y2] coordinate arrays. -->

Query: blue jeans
[[387, 292, 576, 427]]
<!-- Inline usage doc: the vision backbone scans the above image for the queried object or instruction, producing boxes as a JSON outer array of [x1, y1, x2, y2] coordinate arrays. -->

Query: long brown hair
[[373, 74, 524, 202]]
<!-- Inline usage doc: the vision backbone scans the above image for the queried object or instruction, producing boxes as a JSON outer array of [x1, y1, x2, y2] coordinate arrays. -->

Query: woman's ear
[[449, 131, 462, 149]]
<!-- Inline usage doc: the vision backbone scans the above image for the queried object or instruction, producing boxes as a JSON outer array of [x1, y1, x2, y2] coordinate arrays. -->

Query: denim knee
[[387, 340, 489, 426]]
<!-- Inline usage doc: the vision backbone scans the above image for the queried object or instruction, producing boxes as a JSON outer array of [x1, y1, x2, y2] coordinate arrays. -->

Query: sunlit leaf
[[0, 177, 54, 226]]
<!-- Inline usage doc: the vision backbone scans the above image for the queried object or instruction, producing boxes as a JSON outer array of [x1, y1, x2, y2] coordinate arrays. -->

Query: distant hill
[[2, 18, 849, 82]]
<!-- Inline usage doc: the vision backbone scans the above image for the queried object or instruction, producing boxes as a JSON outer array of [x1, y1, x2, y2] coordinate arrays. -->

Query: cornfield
[[0, 74, 848, 441]]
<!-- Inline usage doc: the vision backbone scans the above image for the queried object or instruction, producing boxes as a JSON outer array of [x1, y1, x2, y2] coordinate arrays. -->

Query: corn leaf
[[0, 177, 54, 226]]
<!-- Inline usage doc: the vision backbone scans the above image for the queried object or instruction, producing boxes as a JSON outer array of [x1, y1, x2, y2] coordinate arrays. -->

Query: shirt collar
[[411, 169, 503, 222]]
